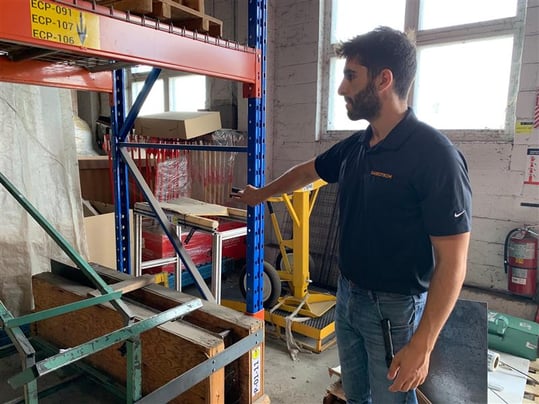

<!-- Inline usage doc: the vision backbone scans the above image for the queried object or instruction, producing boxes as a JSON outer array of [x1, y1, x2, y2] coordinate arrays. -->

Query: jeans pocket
[[376, 294, 417, 331]]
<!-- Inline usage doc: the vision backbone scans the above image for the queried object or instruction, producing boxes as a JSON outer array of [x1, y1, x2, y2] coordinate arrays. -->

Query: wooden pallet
[[524, 361, 539, 403], [96, 0, 223, 37]]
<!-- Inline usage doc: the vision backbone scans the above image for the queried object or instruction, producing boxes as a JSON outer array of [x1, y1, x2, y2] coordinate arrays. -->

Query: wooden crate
[[51, 261, 265, 404], [33, 272, 225, 403], [95, 0, 223, 37]]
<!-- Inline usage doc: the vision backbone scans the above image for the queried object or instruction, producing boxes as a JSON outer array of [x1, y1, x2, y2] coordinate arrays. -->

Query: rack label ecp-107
[[29, 0, 100, 49]]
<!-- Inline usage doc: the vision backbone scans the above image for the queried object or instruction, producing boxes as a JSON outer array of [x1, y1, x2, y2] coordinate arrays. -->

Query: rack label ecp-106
[[29, 0, 100, 49]]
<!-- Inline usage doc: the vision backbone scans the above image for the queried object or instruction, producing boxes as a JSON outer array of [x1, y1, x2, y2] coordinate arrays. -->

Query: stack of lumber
[[33, 262, 265, 403], [95, 0, 223, 37]]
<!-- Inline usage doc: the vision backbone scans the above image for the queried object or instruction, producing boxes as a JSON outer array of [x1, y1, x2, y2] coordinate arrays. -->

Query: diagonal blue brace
[[119, 148, 215, 302]]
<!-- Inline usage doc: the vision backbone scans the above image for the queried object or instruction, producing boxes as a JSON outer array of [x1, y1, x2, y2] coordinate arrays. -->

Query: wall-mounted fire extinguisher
[[504, 226, 538, 298]]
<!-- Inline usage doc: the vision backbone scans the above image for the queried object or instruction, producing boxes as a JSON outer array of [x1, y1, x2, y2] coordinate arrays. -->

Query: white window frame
[[319, 0, 528, 142], [126, 68, 208, 114]]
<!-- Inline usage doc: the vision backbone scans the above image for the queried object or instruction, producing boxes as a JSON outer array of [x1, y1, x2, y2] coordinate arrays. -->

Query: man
[[235, 26, 471, 403]]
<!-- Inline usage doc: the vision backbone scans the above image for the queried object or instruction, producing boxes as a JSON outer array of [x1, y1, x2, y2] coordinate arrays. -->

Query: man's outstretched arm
[[234, 158, 320, 206]]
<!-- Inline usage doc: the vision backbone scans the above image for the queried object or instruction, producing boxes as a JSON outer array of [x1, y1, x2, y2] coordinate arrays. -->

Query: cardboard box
[[134, 111, 221, 140], [84, 211, 134, 272]]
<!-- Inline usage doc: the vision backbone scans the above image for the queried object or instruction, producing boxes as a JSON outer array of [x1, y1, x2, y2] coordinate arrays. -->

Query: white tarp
[[0, 82, 88, 316]]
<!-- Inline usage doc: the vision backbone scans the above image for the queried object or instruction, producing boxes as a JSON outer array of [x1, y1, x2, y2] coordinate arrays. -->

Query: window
[[322, 0, 527, 139], [127, 66, 207, 116]]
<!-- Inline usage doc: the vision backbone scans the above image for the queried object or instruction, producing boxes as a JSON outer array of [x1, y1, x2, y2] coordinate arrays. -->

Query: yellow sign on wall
[[516, 120, 534, 134], [29, 0, 100, 49]]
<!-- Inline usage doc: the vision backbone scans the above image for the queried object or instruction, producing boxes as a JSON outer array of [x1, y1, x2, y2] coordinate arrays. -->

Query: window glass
[[331, 0, 406, 43], [327, 57, 368, 131], [170, 75, 206, 111], [131, 65, 153, 74], [131, 79, 164, 115], [419, 0, 517, 30], [414, 36, 514, 130], [324, 0, 524, 135]]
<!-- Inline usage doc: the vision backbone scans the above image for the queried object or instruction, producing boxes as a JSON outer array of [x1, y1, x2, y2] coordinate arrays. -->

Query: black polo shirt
[[315, 109, 472, 295]]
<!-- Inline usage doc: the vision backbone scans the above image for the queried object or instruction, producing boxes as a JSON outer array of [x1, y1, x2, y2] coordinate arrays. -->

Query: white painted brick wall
[[214, 0, 539, 314], [471, 170, 525, 196], [270, 0, 539, 302]]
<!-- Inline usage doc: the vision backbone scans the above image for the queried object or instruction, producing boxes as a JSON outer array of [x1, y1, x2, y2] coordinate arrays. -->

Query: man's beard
[[345, 80, 381, 121]]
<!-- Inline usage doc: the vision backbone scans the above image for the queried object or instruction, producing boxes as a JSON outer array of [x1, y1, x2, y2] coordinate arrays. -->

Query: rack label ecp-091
[[29, 0, 100, 49]]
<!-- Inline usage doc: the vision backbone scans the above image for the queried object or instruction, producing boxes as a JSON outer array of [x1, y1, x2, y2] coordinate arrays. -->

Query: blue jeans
[[335, 275, 427, 404]]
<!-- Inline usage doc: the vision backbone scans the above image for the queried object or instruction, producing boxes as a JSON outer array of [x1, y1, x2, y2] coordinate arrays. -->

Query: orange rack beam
[[0, 57, 113, 92], [0, 0, 259, 92]]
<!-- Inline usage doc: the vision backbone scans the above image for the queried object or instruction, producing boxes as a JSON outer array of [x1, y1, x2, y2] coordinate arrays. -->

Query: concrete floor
[[263, 333, 339, 404], [0, 330, 339, 403], [0, 336, 339, 403]]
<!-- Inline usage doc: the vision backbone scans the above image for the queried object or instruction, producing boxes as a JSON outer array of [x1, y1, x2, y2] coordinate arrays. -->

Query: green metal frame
[[0, 171, 132, 321], [2, 292, 122, 329], [0, 170, 203, 403], [8, 299, 202, 390], [0, 303, 38, 403]]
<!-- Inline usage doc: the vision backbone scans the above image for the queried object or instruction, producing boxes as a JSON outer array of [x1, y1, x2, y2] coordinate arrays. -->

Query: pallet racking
[[0, 0, 267, 401]]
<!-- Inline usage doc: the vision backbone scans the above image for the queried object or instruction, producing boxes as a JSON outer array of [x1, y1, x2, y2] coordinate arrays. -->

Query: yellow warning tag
[[29, 0, 100, 49]]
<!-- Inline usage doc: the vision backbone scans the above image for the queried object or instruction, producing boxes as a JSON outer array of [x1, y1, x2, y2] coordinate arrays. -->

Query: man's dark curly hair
[[336, 26, 417, 100]]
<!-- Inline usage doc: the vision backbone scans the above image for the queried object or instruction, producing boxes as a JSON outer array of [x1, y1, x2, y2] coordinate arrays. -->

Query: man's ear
[[377, 69, 394, 92]]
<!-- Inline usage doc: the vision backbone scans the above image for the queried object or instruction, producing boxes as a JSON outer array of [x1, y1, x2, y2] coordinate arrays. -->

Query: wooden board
[[51, 261, 265, 404], [78, 156, 113, 204], [163, 197, 229, 216], [95, 0, 222, 37], [136, 199, 246, 231], [96, 0, 203, 13], [32, 272, 225, 403]]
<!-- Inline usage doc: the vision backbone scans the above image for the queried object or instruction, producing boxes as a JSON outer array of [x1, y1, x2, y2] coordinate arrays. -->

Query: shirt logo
[[454, 210, 465, 218], [370, 170, 393, 179]]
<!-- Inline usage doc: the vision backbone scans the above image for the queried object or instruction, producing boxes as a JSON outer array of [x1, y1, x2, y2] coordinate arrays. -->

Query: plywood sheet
[[32, 272, 225, 403]]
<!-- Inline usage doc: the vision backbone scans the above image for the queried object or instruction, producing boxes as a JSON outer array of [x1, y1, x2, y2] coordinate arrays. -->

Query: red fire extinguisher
[[504, 227, 538, 297]]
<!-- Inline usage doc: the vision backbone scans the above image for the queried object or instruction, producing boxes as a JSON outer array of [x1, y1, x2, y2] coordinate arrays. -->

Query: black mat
[[421, 299, 487, 403]]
